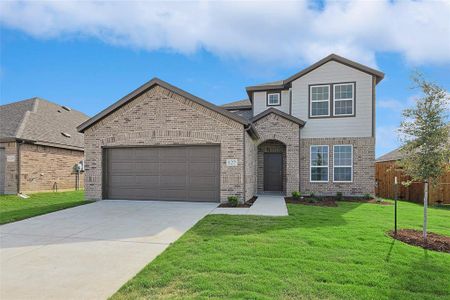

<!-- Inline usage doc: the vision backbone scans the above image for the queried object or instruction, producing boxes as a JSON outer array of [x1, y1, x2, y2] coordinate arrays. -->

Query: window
[[267, 93, 280, 106], [334, 83, 354, 115], [310, 85, 330, 117], [333, 145, 353, 182], [310, 145, 329, 182]]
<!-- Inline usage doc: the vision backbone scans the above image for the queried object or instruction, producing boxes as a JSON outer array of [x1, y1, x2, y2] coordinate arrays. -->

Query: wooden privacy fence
[[375, 160, 450, 205]]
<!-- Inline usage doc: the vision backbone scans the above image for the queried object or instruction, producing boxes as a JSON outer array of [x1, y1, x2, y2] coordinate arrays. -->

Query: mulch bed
[[344, 198, 392, 206], [285, 197, 337, 207], [285, 196, 392, 207], [218, 196, 257, 208], [389, 229, 450, 253]]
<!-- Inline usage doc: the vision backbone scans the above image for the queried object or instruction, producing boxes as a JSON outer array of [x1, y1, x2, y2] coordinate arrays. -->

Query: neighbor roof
[[246, 53, 385, 95], [0, 98, 89, 150], [221, 99, 252, 110], [78, 78, 251, 133], [376, 148, 404, 162]]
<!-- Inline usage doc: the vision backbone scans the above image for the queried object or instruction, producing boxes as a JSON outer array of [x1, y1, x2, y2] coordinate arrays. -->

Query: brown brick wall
[[83, 85, 246, 202], [300, 137, 375, 196], [0, 142, 19, 194], [253, 113, 300, 195], [19, 144, 84, 193], [244, 132, 257, 201]]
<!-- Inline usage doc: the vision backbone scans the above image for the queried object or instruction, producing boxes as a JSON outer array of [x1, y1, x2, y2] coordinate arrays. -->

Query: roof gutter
[[245, 123, 259, 140]]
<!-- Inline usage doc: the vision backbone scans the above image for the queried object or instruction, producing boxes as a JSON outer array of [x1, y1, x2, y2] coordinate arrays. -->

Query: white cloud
[[378, 99, 404, 111], [1, 1, 450, 67]]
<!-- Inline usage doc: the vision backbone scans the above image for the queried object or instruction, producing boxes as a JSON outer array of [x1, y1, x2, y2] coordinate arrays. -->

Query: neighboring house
[[375, 131, 450, 204], [78, 54, 384, 202], [0, 98, 89, 194]]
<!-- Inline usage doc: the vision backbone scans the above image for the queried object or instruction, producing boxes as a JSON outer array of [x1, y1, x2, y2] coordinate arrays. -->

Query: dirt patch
[[218, 196, 257, 208], [285, 197, 337, 207], [389, 229, 450, 253]]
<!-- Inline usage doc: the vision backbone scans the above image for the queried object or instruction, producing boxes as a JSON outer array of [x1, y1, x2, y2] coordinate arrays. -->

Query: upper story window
[[310, 145, 329, 182], [310, 85, 330, 117], [334, 83, 354, 116], [267, 93, 281, 106]]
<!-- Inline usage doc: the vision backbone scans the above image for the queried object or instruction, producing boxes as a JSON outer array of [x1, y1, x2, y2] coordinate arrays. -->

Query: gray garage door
[[0, 148, 5, 194], [104, 145, 220, 202]]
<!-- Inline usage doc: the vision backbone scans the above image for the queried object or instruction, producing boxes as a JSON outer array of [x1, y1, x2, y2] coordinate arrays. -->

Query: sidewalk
[[210, 195, 288, 216]]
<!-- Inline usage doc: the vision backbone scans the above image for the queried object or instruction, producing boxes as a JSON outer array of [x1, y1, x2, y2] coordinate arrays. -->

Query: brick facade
[[244, 133, 257, 201], [300, 137, 375, 196], [20, 144, 84, 193], [83, 85, 248, 202], [253, 113, 300, 195], [0, 142, 84, 194]]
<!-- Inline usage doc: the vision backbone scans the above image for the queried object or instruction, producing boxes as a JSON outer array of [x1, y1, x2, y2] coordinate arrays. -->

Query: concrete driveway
[[0, 200, 217, 300]]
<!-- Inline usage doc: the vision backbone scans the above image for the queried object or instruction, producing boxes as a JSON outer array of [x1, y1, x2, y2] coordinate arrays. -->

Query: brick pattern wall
[[244, 132, 257, 201], [253, 113, 300, 195], [0, 142, 18, 194], [84, 85, 246, 202], [20, 144, 84, 193], [300, 137, 375, 196], [257, 141, 286, 193]]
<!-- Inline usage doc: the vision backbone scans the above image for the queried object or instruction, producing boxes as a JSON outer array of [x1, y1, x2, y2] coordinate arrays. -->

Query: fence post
[[394, 176, 398, 236]]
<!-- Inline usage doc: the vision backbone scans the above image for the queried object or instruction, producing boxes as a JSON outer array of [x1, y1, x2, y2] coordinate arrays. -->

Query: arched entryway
[[257, 140, 287, 194]]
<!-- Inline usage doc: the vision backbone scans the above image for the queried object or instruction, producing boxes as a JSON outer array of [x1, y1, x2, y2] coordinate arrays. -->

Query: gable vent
[[61, 132, 71, 138], [62, 105, 71, 111]]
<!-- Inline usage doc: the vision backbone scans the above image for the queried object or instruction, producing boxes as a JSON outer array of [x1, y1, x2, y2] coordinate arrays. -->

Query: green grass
[[112, 200, 450, 300], [0, 190, 91, 224]]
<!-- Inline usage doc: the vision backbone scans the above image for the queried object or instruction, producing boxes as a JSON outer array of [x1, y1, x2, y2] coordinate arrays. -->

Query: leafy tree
[[398, 73, 450, 241]]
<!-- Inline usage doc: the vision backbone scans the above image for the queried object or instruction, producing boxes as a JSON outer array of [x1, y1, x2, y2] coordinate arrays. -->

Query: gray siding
[[291, 61, 373, 138], [253, 90, 290, 116]]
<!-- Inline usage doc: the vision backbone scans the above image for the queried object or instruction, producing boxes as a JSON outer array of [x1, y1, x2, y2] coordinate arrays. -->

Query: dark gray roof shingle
[[0, 97, 89, 150], [221, 99, 251, 108]]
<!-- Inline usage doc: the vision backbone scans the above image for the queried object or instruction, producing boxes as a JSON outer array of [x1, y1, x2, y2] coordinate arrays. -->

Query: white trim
[[310, 145, 329, 183], [333, 144, 353, 183], [333, 83, 354, 116], [267, 93, 280, 106], [309, 85, 330, 117]]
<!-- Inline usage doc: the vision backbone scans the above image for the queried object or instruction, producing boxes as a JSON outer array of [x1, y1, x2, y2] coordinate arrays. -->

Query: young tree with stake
[[398, 73, 449, 242]]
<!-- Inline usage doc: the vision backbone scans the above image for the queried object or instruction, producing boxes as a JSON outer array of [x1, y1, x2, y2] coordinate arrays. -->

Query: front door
[[264, 153, 283, 191]]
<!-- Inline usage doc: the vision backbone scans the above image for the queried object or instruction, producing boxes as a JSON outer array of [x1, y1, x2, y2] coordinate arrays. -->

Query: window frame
[[309, 84, 331, 117], [310, 145, 329, 183], [266, 92, 281, 106], [333, 144, 353, 183], [333, 82, 355, 116]]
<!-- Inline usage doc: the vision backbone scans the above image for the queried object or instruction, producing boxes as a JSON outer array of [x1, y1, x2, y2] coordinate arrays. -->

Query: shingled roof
[[221, 99, 252, 109], [0, 97, 89, 150]]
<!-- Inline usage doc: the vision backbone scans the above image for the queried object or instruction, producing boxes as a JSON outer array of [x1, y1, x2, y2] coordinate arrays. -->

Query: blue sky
[[1, 1, 449, 157]]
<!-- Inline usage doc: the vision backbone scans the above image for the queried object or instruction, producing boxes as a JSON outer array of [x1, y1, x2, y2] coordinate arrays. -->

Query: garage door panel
[[189, 162, 218, 176], [106, 146, 219, 202]]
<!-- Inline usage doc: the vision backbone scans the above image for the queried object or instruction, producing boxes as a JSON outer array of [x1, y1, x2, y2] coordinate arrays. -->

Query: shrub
[[309, 192, 315, 198], [336, 192, 343, 201], [364, 193, 372, 200], [308, 197, 318, 203], [292, 191, 301, 199], [227, 196, 239, 207]]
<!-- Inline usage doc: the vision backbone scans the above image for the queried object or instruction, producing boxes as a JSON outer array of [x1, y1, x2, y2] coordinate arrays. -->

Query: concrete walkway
[[210, 195, 288, 216], [0, 200, 217, 300]]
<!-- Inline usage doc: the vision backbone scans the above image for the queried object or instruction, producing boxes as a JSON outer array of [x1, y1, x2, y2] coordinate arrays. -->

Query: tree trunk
[[423, 181, 428, 242]]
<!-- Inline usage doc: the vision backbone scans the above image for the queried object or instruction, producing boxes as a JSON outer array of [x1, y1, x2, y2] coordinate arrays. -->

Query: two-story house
[[78, 54, 384, 202]]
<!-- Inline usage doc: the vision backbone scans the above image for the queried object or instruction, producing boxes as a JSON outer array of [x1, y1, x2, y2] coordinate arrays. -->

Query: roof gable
[[78, 78, 249, 132], [246, 54, 384, 94], [251, 108, 305, 126]]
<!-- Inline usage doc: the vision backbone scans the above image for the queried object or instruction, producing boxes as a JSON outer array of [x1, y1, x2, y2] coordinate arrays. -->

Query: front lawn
[[0, 190, 91, 224], [113, 200, 450, 300]]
